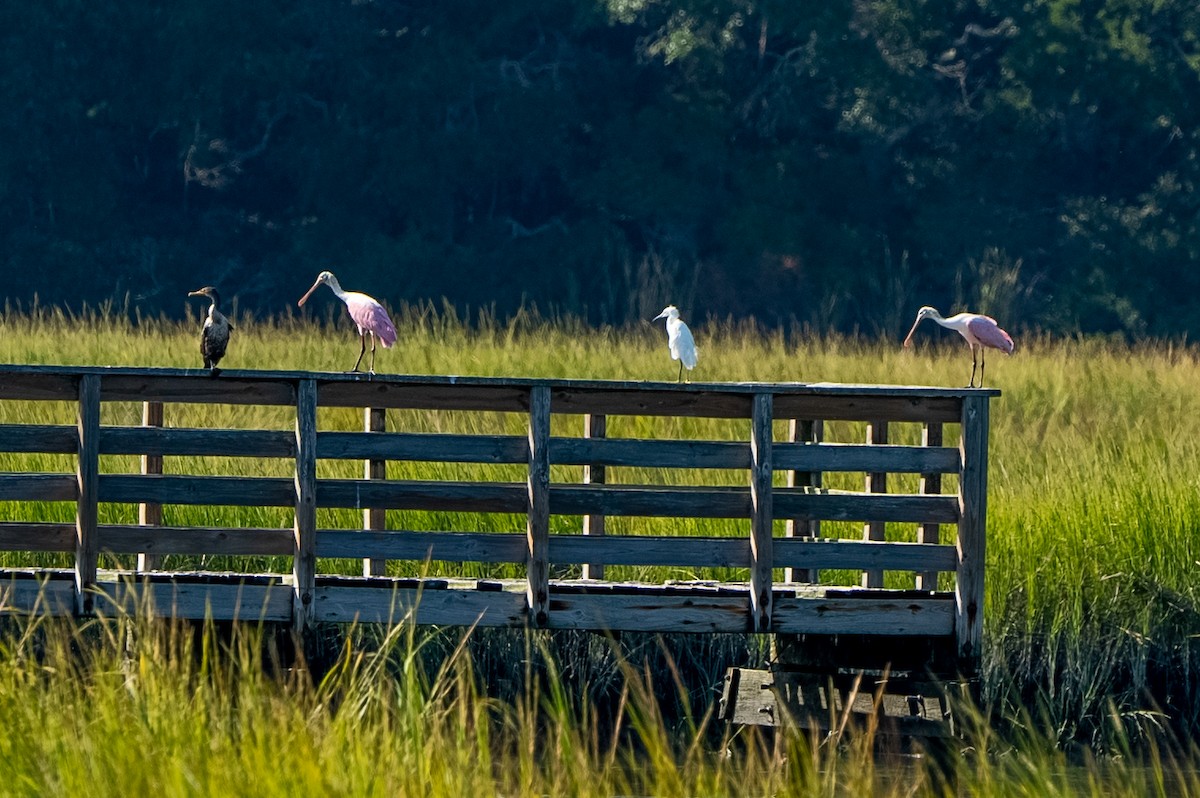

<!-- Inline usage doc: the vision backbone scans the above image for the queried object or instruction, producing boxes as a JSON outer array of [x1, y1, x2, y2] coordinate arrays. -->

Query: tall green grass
[[4, 305, 1200, 758]]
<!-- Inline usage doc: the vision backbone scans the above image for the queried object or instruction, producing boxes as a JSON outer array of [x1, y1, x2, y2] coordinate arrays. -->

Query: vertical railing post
[[293, 380, 318, 634], [582, 413, 606, 580], [861, 420, 888, 588], [785, 418, 822, 584], [916, 422, 943, 591], [363, 407, 387, 577], [750, 393, 774, 632], [137, 401, 164, 573], [75, 375, 100, 615], [527, 386, 551, 627], [957, 396, 989, 668]]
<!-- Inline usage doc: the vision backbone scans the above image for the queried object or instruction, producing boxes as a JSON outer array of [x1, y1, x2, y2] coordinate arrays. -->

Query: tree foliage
[[1, 0, 1197, 337]]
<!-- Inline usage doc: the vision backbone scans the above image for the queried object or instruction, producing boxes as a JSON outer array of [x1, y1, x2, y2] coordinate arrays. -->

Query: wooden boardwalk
[[0, 365, 994, 671]]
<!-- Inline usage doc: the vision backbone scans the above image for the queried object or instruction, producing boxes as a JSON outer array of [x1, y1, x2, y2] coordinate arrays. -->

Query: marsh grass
[[4, 306, 1200, 764]]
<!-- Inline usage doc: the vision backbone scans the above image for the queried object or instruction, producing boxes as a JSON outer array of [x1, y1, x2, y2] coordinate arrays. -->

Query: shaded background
[[1, 0, 1197, 336]]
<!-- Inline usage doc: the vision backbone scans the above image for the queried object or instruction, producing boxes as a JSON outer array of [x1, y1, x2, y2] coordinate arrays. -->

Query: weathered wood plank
[[772, 595, 955, 636], [293, 380, 318, 632], [548, 592, 751, 633], [917, 423, 944, 591], [96, 580, 292, 622], [550, 535, 749, 568], [137, 401, 165, 572], [527, 386, 551, 627], [0, 523, 76, 552], [312, 584, 527, 626], [785, 418, 821, 584], [318, 381, 531, 412], [581, 414, 606, 580], [363, 407, 388, 577], [862, 421, 888, 589], [551, 387, 753, 419], [774, 538, 957, 573], [99, 375, 295, 405], [100, 526, 294, 556], [0, 473, 78, 501], [552, 437, 745, 469], [773, 491, 959, 524], [99, 474, 295, 506], [0, 574, 77, 614], [0, 424, 77, 454], [318, 431, 524, 463], [774, 442, 960, 474], [318, 480, 527, 512], [749, 393, 773, 632], [0, 372, 79, 401], [957, 395, 989, 667], [75, 375, 100, 614], [773, 393, 963, 423], [317, 530, 526, 562], [102, 427, 294, 458]]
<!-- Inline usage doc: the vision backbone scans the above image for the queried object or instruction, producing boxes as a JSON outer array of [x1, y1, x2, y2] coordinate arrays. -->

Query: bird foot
[[209, 367, 222, 378]]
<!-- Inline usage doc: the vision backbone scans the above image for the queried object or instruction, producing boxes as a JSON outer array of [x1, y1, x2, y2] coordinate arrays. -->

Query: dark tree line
[[1, 0, 1197, 337]]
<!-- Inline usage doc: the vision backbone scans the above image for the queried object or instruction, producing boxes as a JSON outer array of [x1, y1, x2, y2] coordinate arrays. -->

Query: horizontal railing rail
[[0, 366, 993, 666]]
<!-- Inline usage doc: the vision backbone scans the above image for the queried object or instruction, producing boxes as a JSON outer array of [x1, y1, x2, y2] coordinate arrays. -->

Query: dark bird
[[187, 286, 232, 376]]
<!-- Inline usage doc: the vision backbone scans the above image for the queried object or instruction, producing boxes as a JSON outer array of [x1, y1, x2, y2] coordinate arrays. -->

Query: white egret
[[652, 305, 697, 382]]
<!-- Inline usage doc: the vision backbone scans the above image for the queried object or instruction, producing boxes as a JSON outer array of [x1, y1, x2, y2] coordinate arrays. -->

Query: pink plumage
[[903, 305, 1014, 387], [298, 270, 398, 374]]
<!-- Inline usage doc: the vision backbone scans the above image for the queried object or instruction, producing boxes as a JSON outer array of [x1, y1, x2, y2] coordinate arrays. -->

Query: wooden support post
[[363, 407, 387, 577], [862, 421, 888, 588], [750, 393, 774, 632], [916, 422, 943, 591], [527, 386, 551, 627], [785, 418, 822, 584], [75, 375, 100, 615], [137, 401, 164, 573], [293, 379, 318, 634], [582, 413, 606, 580], [956, 396, 988, 669]]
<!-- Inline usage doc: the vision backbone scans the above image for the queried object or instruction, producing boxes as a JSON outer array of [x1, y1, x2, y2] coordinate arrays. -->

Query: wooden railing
[[0, 366, 994, 665]]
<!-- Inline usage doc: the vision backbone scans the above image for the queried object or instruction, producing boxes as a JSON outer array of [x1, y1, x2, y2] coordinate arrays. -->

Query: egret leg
[[677, 361, 684, 383], [351, 334, 367, 373]]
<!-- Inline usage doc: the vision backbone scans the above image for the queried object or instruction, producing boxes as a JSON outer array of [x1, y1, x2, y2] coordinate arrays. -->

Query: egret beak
[[297, 280, 322, 307], [902, 317, 922, 348], [652, 311, 667, 322]]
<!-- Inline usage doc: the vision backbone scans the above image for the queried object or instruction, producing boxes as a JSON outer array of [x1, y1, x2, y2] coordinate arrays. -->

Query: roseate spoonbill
[[187, 286, 232, 376], [652, 305, 697, 382], [298, 270, 397, 375], [903, 305, 1014, 388]]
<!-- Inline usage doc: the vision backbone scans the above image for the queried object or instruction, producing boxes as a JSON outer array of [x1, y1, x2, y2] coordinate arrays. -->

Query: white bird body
[[299, 270, 398, 374], [652, 305, 697, 382], [903, 305, 1013, 387]]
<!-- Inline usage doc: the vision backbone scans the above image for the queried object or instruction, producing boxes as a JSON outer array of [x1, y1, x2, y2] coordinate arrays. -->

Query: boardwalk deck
[[0, 365, 995, 674]]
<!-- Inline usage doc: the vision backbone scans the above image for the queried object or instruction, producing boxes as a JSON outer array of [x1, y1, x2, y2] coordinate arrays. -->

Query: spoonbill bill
[[903, 306, 1014, 388], [298, 271, 398, 375], [652, 305, 697, 382], [187, 286, 232, 376]]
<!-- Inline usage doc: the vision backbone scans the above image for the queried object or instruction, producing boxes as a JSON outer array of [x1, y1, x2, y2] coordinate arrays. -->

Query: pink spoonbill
[[298, 271, 398, 375], [903, 306, 1014, 388]]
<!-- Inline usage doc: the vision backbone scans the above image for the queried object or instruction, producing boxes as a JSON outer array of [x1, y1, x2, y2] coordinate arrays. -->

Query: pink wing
[[968, 316, 1014, 354], [346, 295, 398, 348]]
